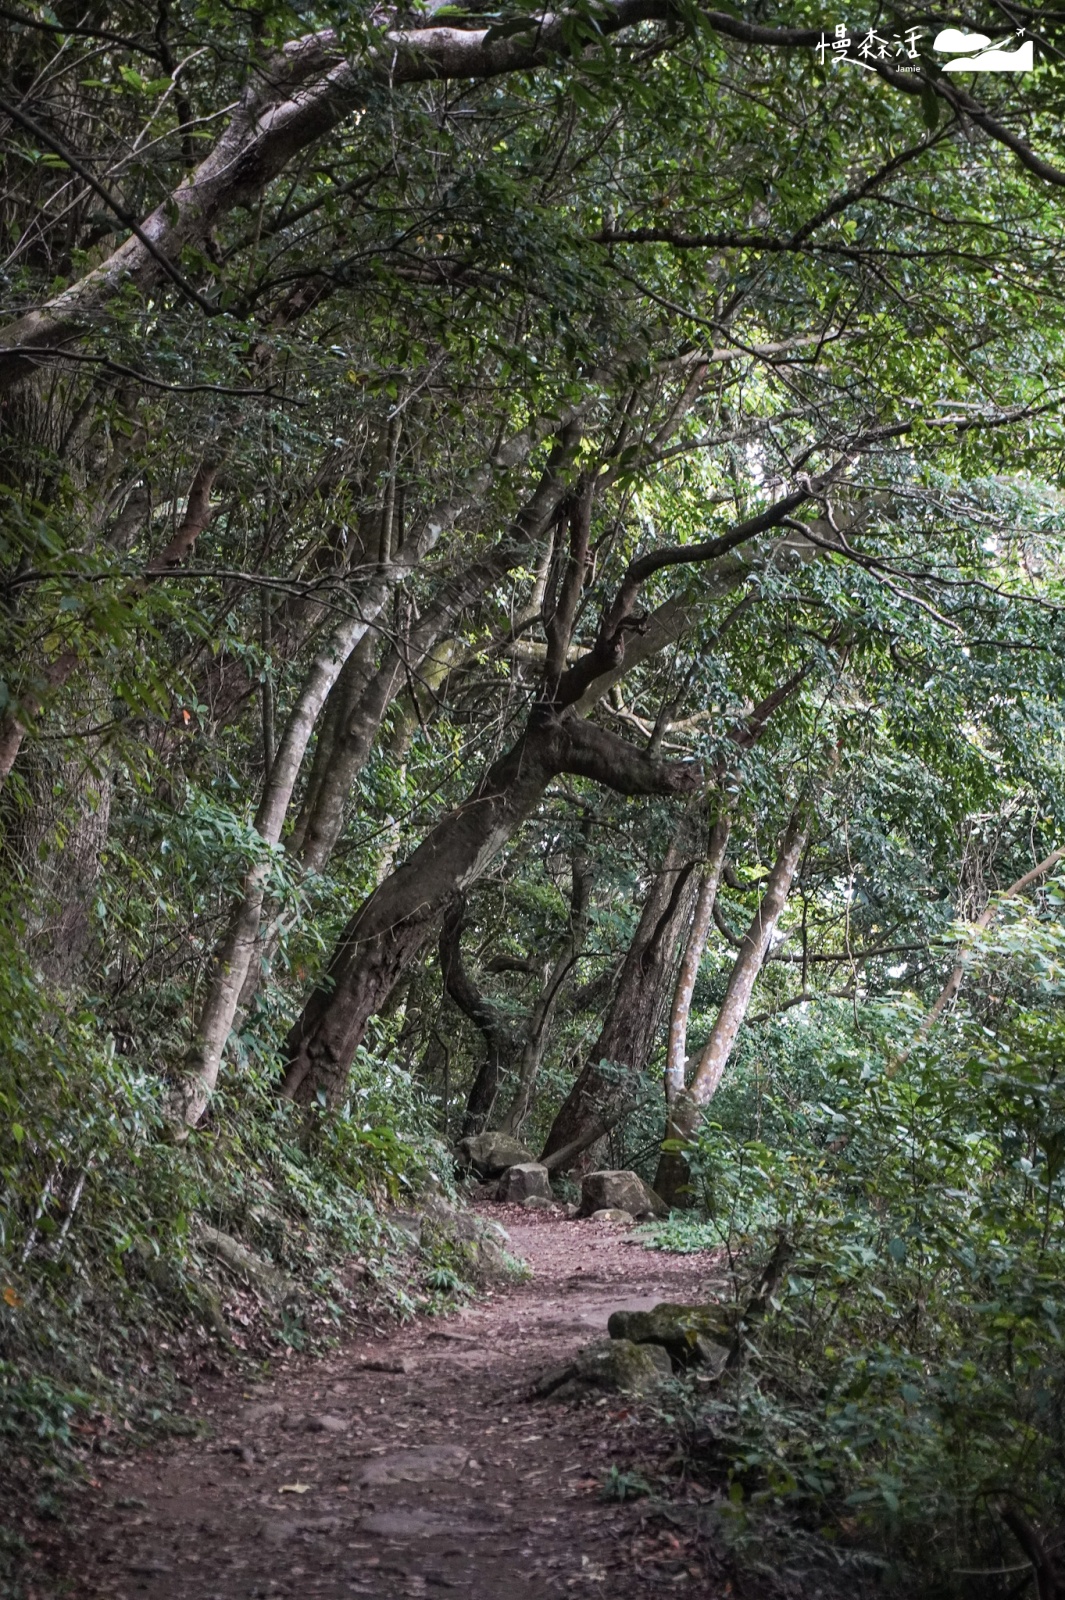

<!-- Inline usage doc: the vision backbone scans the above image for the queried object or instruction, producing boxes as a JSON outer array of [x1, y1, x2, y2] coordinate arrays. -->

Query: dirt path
[[49, 1208, 729, 1599]]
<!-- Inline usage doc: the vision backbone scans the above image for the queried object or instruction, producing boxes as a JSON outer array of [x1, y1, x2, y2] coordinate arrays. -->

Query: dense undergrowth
[[646, 897, 1065, 1598], [0, 912, 497, 1592]]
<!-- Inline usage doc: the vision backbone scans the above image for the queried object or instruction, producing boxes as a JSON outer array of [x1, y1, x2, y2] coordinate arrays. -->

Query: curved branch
[[4, 8, 1061, 388], [556, 714, 702, 796]]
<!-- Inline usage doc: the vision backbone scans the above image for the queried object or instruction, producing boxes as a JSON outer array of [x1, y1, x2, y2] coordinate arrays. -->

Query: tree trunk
[[285, 630, 382, 866], [280, 709, 700, 1109], [277, 494, 795, 1115], [180, 604, 377, 1126], [654, 798, 813, 1207], [178, 412, 579, 1124], [541, 660, 809, 1175], [538, 838, 700, 1168], [303, 658, 400, 870], [180, 584, 412, 1125], [664, 809, 734, 1100], [439, 899, 516, 1136], [233, 442, 575, 1021]]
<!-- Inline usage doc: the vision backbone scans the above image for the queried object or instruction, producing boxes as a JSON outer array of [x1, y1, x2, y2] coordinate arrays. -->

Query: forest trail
[[50, 1210, 727, 1599]]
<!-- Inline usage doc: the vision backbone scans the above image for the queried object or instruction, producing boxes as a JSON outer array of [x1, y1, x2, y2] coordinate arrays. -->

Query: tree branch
[[556, 715, 701, 796], [439, 899, 514, 1060], [0, 91, 218, 316], [4, 6, 1061, 388]]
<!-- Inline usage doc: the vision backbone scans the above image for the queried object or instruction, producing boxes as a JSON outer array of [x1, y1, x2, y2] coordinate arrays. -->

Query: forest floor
[[32, 1205, 735, 1599]]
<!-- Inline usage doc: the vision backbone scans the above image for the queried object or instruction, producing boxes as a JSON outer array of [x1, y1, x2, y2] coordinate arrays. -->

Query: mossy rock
[[199, 1226, 297, 1305], [532, 1338, 672, 1402], [455, 1132, 536, 1179], [420, 1194, 522, 1283], [607, 1302, 735, 1369]]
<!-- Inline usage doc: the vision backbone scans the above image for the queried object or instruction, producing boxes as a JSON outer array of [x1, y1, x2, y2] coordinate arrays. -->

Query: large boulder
[[577, 1170, 668, 1220], [531, 1338, 672, 1403], [498, 1162, 552, 1204], [607, 1301, 734, 1370], [456, 1131, 536, 1179]]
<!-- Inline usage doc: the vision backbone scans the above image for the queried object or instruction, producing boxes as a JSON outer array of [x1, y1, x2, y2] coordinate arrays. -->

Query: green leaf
[[920, 82, 941, 130]]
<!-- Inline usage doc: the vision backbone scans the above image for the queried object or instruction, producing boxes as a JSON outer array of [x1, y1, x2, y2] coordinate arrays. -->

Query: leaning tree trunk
[[276, 480, 797, 1115], [538, 837, 700, 1169], [178, 415, 575, 1126], [286, 630, 382, 866], [230, 630, 389, 1021], [279, 708, 700, 1110], [654, 798, 813, 1208], [236, 448, 573, 1022], [279, 721, 565, 1109], [178, 603, 390, 1126]]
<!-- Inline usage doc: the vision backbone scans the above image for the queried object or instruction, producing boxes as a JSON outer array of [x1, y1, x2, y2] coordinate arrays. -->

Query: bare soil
[[42, 1207, 732, 1599]]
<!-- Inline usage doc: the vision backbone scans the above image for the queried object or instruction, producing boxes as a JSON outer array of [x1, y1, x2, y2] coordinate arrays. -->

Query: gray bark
[[179, 407, 594, 1124], [654, 775, 831, 1206], [664, 809, 733, 1102]]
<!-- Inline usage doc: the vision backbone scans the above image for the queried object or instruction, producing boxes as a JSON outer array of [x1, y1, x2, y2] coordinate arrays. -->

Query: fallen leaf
[[2, 1286, 20, 1307], [278, 1483, 311, 1495]]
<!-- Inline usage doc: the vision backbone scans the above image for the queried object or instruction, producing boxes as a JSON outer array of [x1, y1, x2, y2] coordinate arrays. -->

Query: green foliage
[[660, 906, 1065, 1593], [3, 2, 1065, 1591], [599, 1465, 653, 1501], [0, 896, 467, 1513]]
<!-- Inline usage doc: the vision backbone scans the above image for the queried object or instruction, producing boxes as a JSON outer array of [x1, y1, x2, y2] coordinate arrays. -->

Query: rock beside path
[[531, 1338, 672, 1402], [456, 1131, 536, 1178], [578, 1170, 668, 1220], [420, 1192, 516, 1281], [498, 1162, 552, 1204], [607, 1301, 734, 1369]]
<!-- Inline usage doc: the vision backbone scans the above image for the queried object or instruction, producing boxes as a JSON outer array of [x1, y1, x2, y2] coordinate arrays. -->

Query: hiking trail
[[45, 1208, 729, 1598]]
